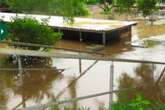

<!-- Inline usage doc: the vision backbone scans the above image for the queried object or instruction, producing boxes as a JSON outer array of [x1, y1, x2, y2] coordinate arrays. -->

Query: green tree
[[0, 0, 8, 6], [7, 0, 53, 14], [114, 0, 135, 13], [136, 0, 158, 17], [7, 0, 89, 16], [114, 0, 158, 15], [102, 0, 159, 18]]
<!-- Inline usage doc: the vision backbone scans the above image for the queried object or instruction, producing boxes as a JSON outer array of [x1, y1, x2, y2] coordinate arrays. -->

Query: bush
[[9, 17, 61, 50]]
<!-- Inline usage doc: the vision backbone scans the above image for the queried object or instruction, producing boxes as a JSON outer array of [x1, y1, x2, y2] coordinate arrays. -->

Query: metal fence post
[[109, 61, 114, 110], [17, 56, 26, 109], [79, 58, 82, 74], [18, 56, 23, 82]]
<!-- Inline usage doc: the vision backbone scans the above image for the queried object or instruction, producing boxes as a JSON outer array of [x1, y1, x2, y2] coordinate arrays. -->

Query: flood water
[[0, 31, 165, 110]]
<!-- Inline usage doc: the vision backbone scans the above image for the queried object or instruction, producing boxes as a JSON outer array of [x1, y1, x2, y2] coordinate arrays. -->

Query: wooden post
[[102, 32, 106, 45]]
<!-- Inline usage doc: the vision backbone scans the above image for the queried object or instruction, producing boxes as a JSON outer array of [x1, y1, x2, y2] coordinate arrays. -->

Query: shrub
[[9, 17, 61, 50]]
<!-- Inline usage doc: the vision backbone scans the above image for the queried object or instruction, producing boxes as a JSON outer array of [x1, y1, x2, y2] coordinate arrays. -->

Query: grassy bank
[[137, 21, 165, 38]]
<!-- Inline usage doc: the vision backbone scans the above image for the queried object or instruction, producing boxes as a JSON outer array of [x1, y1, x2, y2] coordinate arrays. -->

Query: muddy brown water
[[0, 35, 165, 110]]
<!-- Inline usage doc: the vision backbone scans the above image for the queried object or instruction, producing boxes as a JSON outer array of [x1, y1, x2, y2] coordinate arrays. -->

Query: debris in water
[[86, 44, 104, 52]]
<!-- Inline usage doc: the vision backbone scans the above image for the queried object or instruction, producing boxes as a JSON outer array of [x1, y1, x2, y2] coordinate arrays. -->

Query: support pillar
[[102, 32, 106, 45], [79, 31, 83, 42]]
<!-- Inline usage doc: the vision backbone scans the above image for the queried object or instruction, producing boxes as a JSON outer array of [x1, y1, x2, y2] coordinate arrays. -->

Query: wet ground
[[0, 31, 165, 110]]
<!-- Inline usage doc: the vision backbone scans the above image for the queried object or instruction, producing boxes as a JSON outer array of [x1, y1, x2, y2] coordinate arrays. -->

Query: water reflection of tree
[[117, 64, 165, 104], [17, 69, 63, 102], [0, 79, 8, 110], [68, 76, 77, 110], [0, 56, 63, 109]]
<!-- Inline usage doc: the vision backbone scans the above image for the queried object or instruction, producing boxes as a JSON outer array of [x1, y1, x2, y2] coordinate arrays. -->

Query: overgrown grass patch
[[138, 21, 165, 38]]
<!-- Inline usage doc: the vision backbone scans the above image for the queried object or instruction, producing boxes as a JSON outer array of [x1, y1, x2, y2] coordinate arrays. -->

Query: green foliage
[[112, 103, 130, 110], [46, 101, 165, 110], [7, 0, 52, 13], [113, 95, 151, 110], [7, 0, 89, 16], [49, 104, 59, 110], [111, 95, 162, 110], [161, 0, 165, 3], [155, 105, 165, 110], [114, 0, 135, 13], [9, 17, 61, 50], [136, 0, 158, 16], [102, 3, 113, 14], [0, 0, 8, 6], [106, 0, 159, 17], [51, 0, 89, 17], [129, 95, 151, 110], [143, 40, 161, 48]]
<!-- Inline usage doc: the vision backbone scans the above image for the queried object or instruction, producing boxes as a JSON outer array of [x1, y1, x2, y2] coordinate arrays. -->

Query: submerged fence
[[13, 60, 164, 110], [0, 42, 165, 110]]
